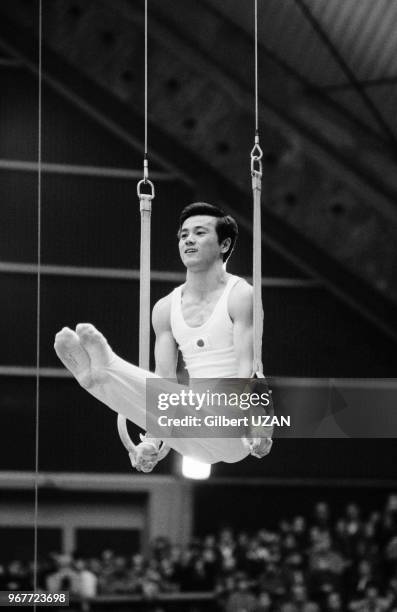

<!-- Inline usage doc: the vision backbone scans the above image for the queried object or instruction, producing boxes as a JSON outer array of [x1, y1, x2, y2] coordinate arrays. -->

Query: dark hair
[[178, 202, 238, 263]]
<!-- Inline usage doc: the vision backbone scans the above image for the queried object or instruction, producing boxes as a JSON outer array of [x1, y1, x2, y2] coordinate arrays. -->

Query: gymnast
[[54, 202, 273, 472]]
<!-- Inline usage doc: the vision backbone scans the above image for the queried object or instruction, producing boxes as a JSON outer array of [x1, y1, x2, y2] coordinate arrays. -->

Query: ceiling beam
[[294, 0, 397, 149], [0, 261, 317, 287], [145, 0, 397, 223], [317, 76, 397, 92], [0, 158, 175, 180]]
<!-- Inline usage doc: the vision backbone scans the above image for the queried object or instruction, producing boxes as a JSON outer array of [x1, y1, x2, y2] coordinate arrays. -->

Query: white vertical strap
[[139, 195, 152, 369], [117, 179, 155, 455], [251, 0, 263, 377], [252, 169, 263, 375]]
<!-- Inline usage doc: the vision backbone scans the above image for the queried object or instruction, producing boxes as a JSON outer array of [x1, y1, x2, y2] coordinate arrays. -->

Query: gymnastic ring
[[117, 415, 136, 454], [117, 415, 171, 465]]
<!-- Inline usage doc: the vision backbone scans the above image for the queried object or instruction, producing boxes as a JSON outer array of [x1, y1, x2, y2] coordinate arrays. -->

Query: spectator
[[325, 591, 343, 611], [0, 565, 7, 590], [308, 532, 346, 597], [224, 572, 257, 612], [254, 591, 272, 611], [345, 504, 363, 537], [350, 560, 377, 598], [6, 493, 397, 610], [348, 584, 390, 611], [291, 516, 308, 550], [313, 502, 331, 533], [344, 504, 364, 560], [46, 554, 77, 593], [4, 561, 30, 591], [71, 559, 97, 598], [280, 584, 320, 612], [258, 561, 285, 598]]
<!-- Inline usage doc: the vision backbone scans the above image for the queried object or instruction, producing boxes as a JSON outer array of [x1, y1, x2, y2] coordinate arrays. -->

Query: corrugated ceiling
[[204, 0, 397, 139]]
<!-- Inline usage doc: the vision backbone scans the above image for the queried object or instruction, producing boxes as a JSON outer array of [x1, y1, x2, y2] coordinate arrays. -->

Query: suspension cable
[[254, 0, 259, 135], [117, 0, 168, 465], [144, 0, 148, 169], [251, 0, 262, 173], [137, 0, 154, 357], [33, 0, 43, 603], [140, 0, 152, 192]]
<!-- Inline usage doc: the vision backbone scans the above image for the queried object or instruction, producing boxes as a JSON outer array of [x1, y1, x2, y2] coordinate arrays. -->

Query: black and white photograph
[[1, 1, 397, 610]]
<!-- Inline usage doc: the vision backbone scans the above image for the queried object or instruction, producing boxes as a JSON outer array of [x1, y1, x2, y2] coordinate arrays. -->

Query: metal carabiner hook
[[137, 178, 155, 199], [251, 143, 263, 162], [251, 155, 263, 176], [250, 135, 263, 175]]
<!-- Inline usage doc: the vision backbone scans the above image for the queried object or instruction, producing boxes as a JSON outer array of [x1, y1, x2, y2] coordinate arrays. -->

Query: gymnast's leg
[[55, 324, 152, 432], [54, 324, 248, 466], [55, 324, 171, 472]]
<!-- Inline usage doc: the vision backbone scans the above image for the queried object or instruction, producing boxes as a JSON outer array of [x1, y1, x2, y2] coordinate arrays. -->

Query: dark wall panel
[[40, 173, 195, 270], [1, 376, 396, 477], [0, 275, 36, 365], [0, 62, 304, 277], [1, 275, 396, 376], [0, 67, 151, 168], [0, 69, 38, 161], [193, 484, 397, 535], [0, 527, 61, 562], [0, 377, 174, 473], [76, 528, 141, 557], [0, 172, 37, 262], [262, 287, 397, 377], [211, 439, 397, 478], [0, 167, 299, 275]]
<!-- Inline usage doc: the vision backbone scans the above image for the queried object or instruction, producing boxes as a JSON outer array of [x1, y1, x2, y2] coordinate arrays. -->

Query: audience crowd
[[2, 494, 397, 611]]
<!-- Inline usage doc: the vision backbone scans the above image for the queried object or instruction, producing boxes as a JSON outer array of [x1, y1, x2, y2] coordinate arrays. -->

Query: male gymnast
[[55, 203, 273, 472]]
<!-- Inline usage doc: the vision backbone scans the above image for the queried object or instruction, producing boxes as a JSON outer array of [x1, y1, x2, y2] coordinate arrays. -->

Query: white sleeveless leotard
[[79, 274, 249, 465], [170, 275, 241, 379]]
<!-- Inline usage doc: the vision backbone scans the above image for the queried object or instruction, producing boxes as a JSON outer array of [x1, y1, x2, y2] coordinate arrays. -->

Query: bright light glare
[[182, 456, 211, 479]]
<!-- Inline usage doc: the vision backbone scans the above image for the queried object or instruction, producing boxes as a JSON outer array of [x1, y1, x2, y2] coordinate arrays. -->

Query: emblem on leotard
[[196, 339, 205, 347]]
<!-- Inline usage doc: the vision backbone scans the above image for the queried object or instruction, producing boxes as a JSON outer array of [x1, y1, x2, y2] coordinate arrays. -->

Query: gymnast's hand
[[129, 435, 161, 473], [244, 436, 273, 459]]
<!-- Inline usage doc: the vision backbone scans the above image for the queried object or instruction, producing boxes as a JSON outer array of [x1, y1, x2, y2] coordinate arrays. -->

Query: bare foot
[[75, 323, 115, 371], [54, 324, 115, 388]]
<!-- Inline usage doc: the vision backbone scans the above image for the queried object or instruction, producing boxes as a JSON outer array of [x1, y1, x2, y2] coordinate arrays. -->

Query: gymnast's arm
[[229, 280, 254, 378], [152, 294, 178, 377]]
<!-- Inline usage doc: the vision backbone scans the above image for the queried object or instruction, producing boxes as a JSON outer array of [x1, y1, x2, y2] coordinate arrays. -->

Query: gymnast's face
[[178, 215, 228, 269]]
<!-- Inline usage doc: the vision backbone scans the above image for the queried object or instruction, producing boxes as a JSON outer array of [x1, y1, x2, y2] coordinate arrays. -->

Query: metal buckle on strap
[[137, 178, 155, 199], [250, 140, 263, 176]]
